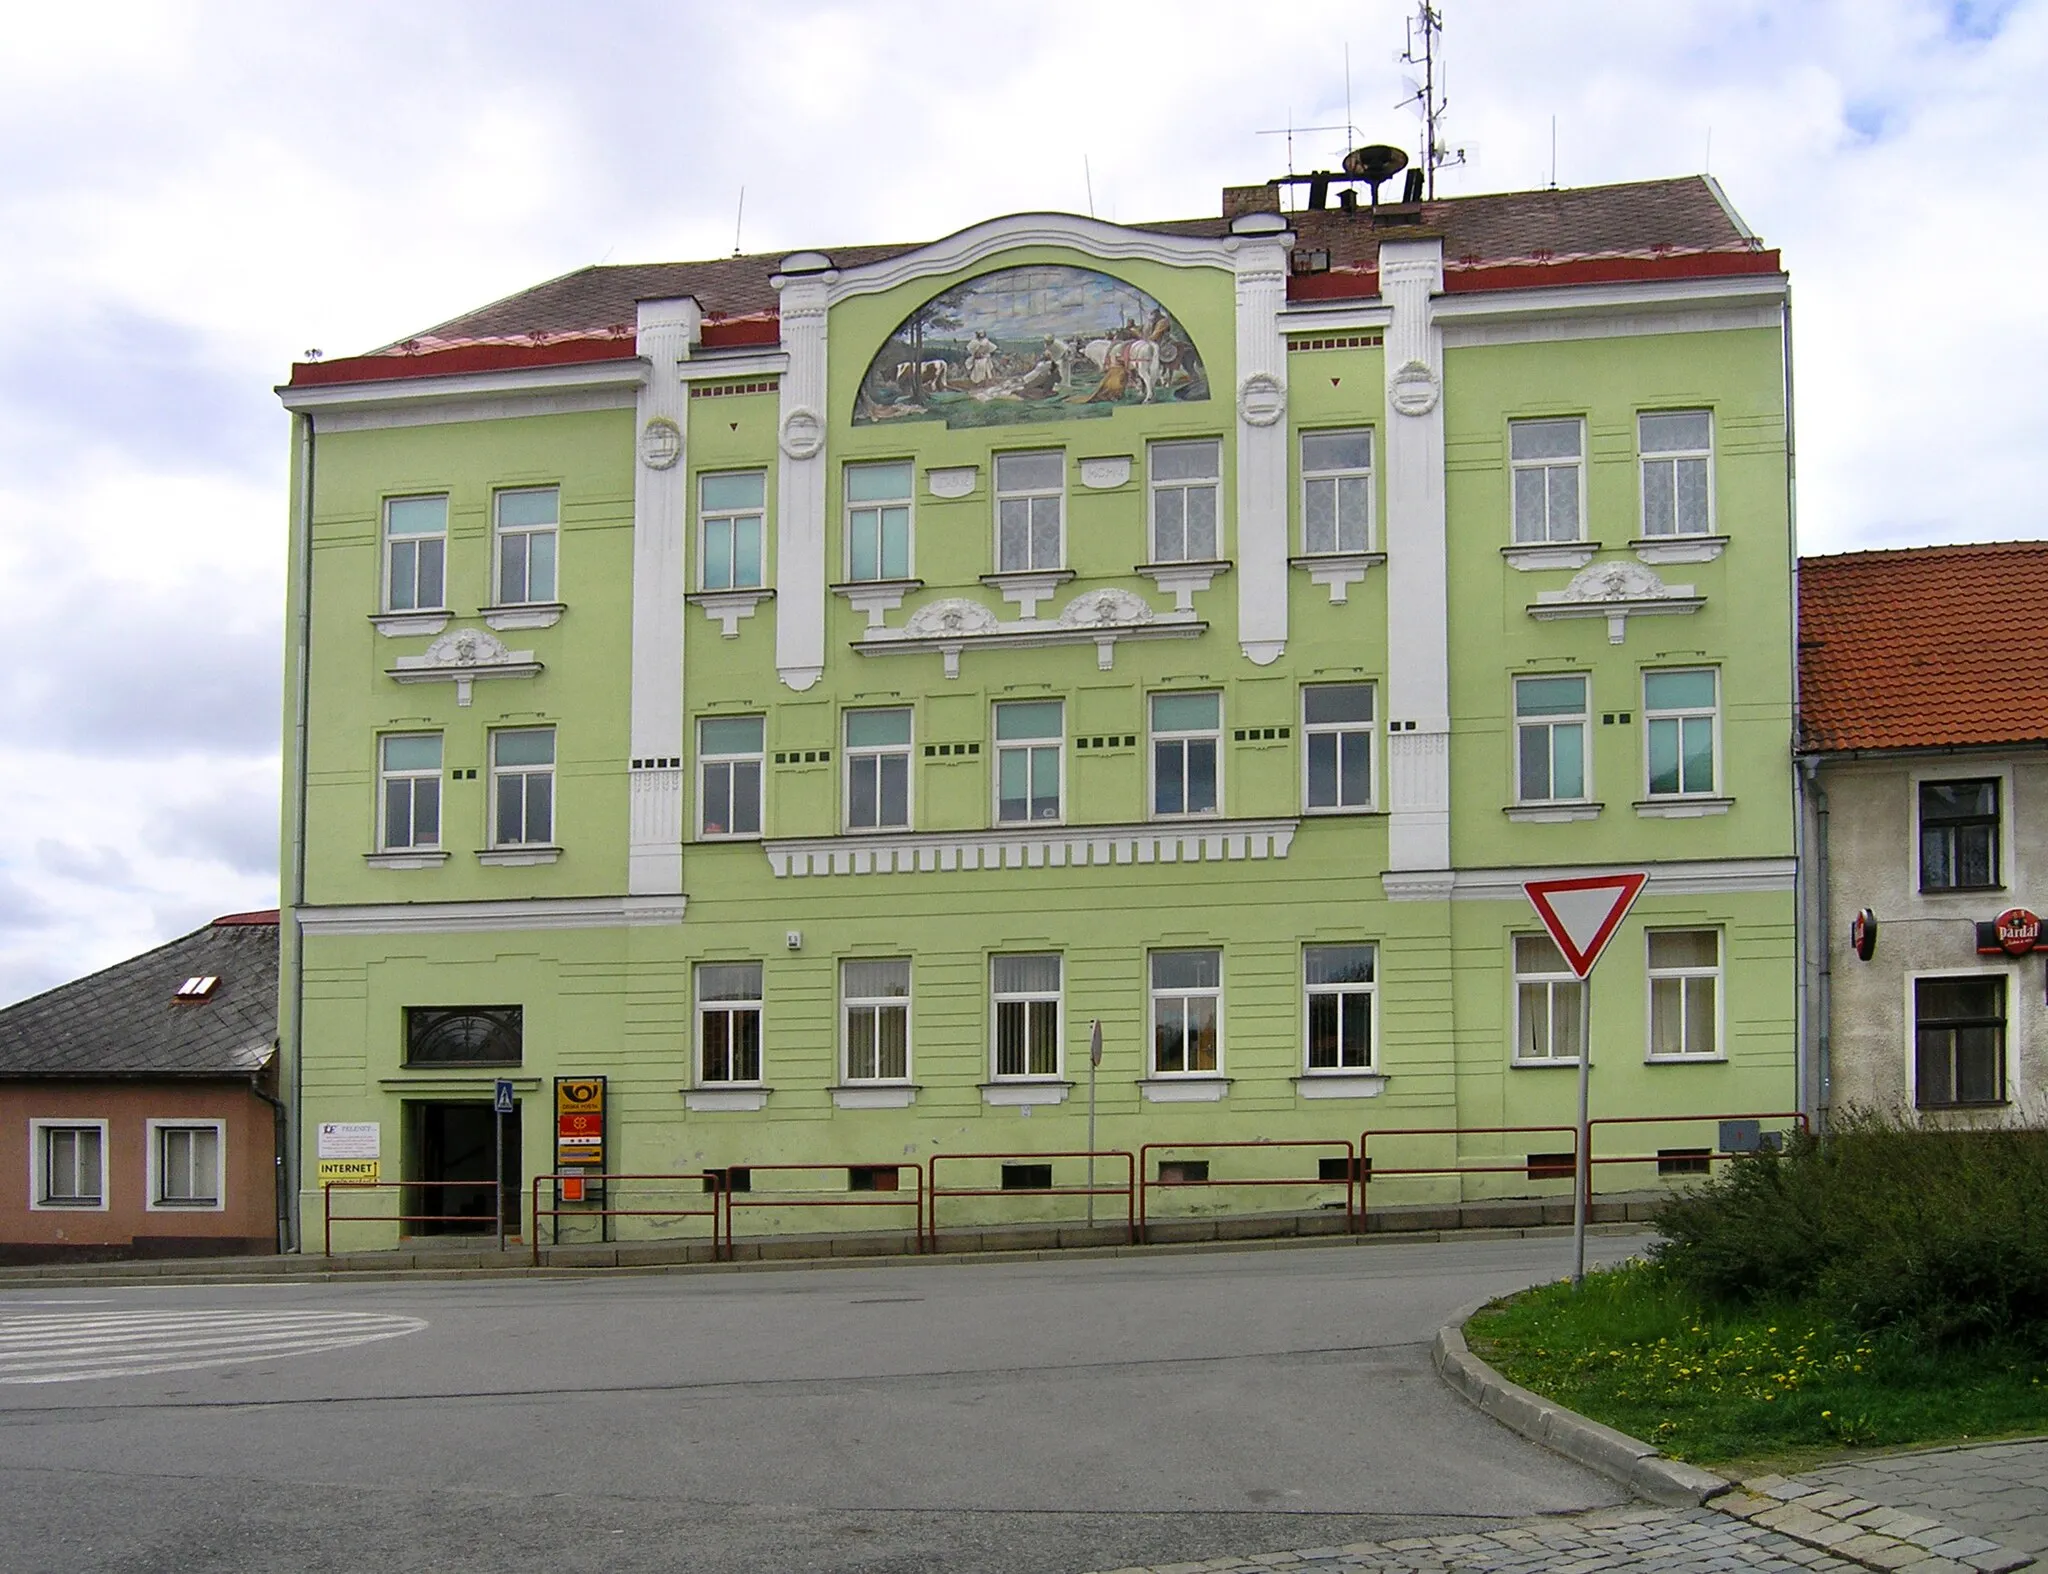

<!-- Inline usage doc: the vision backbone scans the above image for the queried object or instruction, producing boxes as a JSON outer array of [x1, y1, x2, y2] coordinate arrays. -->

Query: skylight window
[[174, 976, 219, 1002]]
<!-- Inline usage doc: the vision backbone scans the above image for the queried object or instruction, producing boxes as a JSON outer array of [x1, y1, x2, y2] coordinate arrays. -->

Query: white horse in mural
[[1079, 336, 1161, 402]]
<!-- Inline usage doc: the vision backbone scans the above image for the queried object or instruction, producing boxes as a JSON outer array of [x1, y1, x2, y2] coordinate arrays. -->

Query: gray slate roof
[[0, 915, 278, 1080]]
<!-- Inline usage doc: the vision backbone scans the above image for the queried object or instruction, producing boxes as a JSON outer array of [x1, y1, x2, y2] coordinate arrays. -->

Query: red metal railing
[[323, 1178, 515, 1256], [721, 1162, 926, 1256], [1356, 1124, 1581, 1217], [926, 1150, 1136, 1251], [529, 1172, 724, 1266], [1137, 1139, 1358, 1243], [1586, 1111, 1810, 1197]]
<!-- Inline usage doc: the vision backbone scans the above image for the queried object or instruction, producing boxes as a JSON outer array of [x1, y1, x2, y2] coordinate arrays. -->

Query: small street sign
[[1523, 872, 1650, 978], [1089, 1019, 1103, 1068], [493, 1079, 516, 1115]]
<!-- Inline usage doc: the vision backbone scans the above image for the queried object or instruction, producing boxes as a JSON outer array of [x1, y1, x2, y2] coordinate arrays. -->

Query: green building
[[278, 172, 1797, 1251]]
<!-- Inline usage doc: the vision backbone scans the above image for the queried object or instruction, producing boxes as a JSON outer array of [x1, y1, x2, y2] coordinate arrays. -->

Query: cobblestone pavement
[[1082, 1504, 1868, 1574], [1794, 1438, 2048, 1560]]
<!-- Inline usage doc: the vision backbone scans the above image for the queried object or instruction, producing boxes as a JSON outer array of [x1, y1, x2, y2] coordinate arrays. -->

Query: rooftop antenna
[[1345, 44, 1356, 149], [1084, 155, 1096, 218], [732, 186, 746, 257], [1257, 114, 1350, 209], [1399, 1, 1466, 198], [1549, 116, 1558, 189]]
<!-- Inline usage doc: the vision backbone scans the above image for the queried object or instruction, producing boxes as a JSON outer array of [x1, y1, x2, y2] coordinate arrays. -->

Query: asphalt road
[[0, 1232, 1647, 1574]]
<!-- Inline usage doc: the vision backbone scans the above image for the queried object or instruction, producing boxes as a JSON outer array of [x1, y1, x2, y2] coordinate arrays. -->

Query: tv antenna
[[1257, 111, 1351, 181], [732, 186, 746, 257], [1399, 1, 1466, 198]]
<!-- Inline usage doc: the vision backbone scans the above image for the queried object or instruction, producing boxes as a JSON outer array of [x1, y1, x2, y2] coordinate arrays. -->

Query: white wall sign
[[317, 1121, 381, 1160]]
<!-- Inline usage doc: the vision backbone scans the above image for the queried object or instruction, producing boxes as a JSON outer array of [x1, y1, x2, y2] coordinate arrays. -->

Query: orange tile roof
[[1799, 541, 2048, 753]]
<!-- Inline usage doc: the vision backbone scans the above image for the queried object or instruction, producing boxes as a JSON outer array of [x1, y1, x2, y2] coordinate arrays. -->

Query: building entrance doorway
[[408, 1101, 519, 1236]]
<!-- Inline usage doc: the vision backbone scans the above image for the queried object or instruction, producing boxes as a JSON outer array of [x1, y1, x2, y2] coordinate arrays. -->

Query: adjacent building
[[1798, 542, 2048, 1122], [278, 171, 1798, 1247], [0, 912, 282, 1263]]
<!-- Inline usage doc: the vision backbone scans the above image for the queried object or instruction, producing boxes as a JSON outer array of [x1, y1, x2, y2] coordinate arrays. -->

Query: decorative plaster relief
[[638, 417, 683, 469], [1633, 534, 1729, 566], [686, 588, 775, 638], [831, 578, 923, 629], [481, 602, 565, 631], [1528, 560, 1703, 644], [778, 408, 824, 459], [981, 568, 1073, 620], [1078, 455, 1132, 489], [1134, 559, 1230, 612], [1237, 371, 1287, 427], [1289, 551, 1386, 605], [764, 817, 1298, 878], [1388, 358, 1441, 416], [369, 611, 451, 639], [926, 465, 978, 498], [1501, 542, 1599, 573], [1057, 587, 1153, 628], [387, 627, 542, 706], [903, 597, 1001, 638]]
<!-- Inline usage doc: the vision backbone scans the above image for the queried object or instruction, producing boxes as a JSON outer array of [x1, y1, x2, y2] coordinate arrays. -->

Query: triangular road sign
[[1523, 872, 1649, 979]]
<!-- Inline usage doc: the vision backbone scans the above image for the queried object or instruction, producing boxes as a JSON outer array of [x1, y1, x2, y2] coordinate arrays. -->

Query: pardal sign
[[1523, 872, 1650, 978]]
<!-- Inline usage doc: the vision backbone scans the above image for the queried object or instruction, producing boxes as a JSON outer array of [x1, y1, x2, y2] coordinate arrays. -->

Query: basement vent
[[1526, 1152, 1576, 1181]]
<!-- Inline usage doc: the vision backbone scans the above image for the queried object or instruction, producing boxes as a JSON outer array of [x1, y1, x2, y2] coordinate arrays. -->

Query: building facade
[[279, 174, 1797, 1248], [1799, 543, 2048, 1123], [0, 912, 281, 1263]]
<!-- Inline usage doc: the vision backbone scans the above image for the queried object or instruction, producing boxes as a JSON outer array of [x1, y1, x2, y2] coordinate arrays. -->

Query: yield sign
[[1524, 872, 1649, 979]]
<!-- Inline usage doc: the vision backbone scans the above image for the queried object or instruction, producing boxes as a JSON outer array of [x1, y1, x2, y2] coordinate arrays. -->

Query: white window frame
[[844, 708, 914, 833], [1508, 418, 1585, 544], [993, 700, 1064, 826], [698, 470, 768, 592], [697, 715, 767, 840], [1149, 949, 1223, 1077], [493, 486, 560, 606], [1301, 683, 1376, 814], [1905, 967, 2013, 1110], [1299, 428, 1375, 555], [1303, 943, 1378, 1073], [841, 958, 912, 1084], [1645, 930, 1724, 1062], [1147, 438, 1223, 563], [378, 732, 443, 852], [146, 1118, 227, 1212], [990, 953, 1064, 1081], [1512, 934, 1587, 1066], [1150, 691, 1224, 820], [1638, 409, 1716, 537], [383, 494, 449, 613], [992, 450, 1066, 573], [844, 460, 915, 582], [1642, 668, 1721, 799], [696, 962, 765, 1087], [28, 1118, 109, 1211], [489, 728, 556, 849], [1513, 674, 1591, 805]]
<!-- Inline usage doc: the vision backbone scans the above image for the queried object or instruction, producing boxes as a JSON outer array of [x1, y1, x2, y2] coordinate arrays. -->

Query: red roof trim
[[211, 909, 280, 926], [1443, 249, 1781, 293], [700, 316, 782, 349], [289, 337, 642, 387], [1287, 270, 1380, 303]]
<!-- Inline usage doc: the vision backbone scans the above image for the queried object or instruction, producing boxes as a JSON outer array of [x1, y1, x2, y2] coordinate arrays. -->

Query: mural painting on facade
[[854, 264, 1209, 429]]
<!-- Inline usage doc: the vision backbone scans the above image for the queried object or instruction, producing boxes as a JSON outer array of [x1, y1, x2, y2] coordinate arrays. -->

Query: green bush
[[1650, 1114, 2048, 1349]]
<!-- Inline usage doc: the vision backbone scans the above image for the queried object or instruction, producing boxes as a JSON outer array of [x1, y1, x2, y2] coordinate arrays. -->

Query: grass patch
[[1467, 1260, 2048, 1465]]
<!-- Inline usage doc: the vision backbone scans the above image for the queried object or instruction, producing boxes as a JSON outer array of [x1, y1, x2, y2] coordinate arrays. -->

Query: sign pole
[[1573, 1032, 1591, 1285], [1088, 1019, 1102, 1228], [494, 1104, 506, 1255]]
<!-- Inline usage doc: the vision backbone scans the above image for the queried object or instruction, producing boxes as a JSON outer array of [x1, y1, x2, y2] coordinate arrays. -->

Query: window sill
[[697, 832, 763, 844], [830, 578, 924, 628], [1916, 1101, 2011, 1113], [1138, 1076, 1230, 1103], [1302, 805, 1384, 818], [686, 587, 775, 638], [1289, 551, 1385, 604], [980, 569, 1074, 619], [1635, 796, 1733, 819], [369, 610, 451, 638], [1633, 534, 1728, 565], [1502, 541, 1598, 572], [364, 849, 450, 870], [477, 846, 562, 866], [980, 1080, 1074, 1106], [481, 601, 566, 631], [1504, 803, 1603, 823], [1511, 1058, 1584, 1069], [29, 1199, 108, 1212], [1920, 884, 2007, 897], [686, 1086, 772, 1112], [1134, 559, 1231, 612], [1294, 1071, 1387, 1099], [1645, 1054, 1728, 1065], [830, 1083, 919, 1110], [146, 1199, 225, 1213]]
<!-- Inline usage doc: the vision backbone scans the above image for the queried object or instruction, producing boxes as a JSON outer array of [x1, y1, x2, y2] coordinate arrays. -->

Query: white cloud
[[0, 0, 2042, 1000]]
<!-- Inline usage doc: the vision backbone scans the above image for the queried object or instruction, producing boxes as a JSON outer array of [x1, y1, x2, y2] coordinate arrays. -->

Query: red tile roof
[[1799, 542, 2048, 753], [287, 176, 1776, 388]]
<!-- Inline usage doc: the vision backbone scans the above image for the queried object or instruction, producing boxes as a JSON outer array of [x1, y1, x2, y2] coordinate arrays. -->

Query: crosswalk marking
[[0, 1308, 427, 1384]]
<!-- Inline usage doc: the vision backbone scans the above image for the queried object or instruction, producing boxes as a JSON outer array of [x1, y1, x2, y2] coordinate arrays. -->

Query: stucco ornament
[[1237, 371, 1287, 427], [1077, 455, 1132, 489], [637, 416, 683, 470], [1057, 588, 1153, 628], [1388, 358, 1441, 417], [778, 408, 825, 460], [925, 466, 977, 499], [1557, 561, 1673, 602], [420, 627, 517, 667], [902, 598, 1000, 637]]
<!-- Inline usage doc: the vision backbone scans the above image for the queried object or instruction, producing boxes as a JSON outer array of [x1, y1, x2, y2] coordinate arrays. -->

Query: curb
[[1431, 1297, 1730, 1509]]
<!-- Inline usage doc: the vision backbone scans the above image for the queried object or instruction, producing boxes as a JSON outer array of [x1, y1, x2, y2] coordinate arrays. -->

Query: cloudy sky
[[0, 0, 2040, 1005]]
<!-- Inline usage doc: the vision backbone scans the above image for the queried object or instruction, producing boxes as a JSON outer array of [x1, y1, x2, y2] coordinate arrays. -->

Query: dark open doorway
[[408, 1101, 519, 1236]]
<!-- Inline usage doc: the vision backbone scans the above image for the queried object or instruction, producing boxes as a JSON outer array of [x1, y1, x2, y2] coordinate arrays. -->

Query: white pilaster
[[772, 259, 833, 692], [1380, 238, 1452, 875], [627, 296, 699, 896], [1230, 219, 1292, 665]]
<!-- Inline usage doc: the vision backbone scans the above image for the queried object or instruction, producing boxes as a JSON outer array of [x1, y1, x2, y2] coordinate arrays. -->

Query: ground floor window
[[843, 959, 910, 1082], [1513, 935, 1584, 1063], [1304, 944, 1376, 1070], [697, 963, 763, 1084], [33, 1121, 105, 1208], [1915, 976, 2006, 1107], [1150, 950, 1221, 1074], [992, 953, 1061, 1078], [1647, 930, 1720, 1059], [151, 1121, 223, 1208]]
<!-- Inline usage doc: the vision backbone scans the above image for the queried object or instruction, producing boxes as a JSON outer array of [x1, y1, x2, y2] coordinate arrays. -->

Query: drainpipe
[[1800, 755, 1833, 1126], [1783, 289, 1820, 1125], [250, 1065, 290, 1256], [284, 410, 317, 1251]]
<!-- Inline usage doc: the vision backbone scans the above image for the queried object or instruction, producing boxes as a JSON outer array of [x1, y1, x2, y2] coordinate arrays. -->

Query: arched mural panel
[[853, 264, 1209, 429]]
